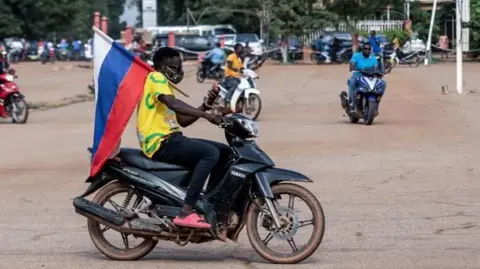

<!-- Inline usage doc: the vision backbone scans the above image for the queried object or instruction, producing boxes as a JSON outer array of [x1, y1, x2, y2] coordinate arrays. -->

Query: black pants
[[224, 76, 241, 102], [202, 59, 213, 76], [152, 133, 231, 206]]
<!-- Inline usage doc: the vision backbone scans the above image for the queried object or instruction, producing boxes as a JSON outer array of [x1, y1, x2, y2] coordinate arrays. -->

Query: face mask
[[162, 65, 184, 84]]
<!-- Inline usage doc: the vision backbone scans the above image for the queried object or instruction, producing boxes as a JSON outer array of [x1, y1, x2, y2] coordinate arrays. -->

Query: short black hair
[[233, 43, 243, 51], [152, 47, 180, 69]]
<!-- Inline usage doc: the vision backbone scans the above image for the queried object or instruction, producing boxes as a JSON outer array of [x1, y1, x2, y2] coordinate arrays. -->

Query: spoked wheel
[[246, 184, 325, 264], [10, 97, 29, 124], [87, 182, 157, 260], [242, 94, 262, 121], [409, 56, 420, 68]]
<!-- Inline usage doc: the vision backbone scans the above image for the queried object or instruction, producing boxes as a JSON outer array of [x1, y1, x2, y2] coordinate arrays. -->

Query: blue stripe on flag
[[92, 43, 135, 157]]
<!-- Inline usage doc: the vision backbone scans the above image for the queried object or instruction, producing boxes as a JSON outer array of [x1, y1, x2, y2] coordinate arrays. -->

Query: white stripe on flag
[[92, 27, 113, 105]]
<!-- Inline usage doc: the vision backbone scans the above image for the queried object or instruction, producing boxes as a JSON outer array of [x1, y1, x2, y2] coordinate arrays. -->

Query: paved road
[[1, 62, 480, 269]]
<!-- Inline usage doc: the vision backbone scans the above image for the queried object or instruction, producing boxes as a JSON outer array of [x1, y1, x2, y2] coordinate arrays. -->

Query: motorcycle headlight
[[5, 74, 14, 82], [239, 118, 259, 137]]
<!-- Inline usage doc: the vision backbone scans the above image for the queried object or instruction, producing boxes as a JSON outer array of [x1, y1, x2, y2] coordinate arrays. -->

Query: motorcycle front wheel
[[364, 100, 377, 125], [242, 94, 262, 121], [245, 184, 325, 264], [11, 97, 29, 124]]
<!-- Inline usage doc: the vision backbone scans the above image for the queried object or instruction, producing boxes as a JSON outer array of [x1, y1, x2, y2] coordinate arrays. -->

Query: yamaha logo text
[[231, 171, 246, 178]]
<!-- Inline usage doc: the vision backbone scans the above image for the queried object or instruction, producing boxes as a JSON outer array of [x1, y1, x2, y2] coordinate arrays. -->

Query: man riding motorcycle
[[395, 38, 412, 60], [347, 43, 386, 112], [137, 47, 230, 236], [223, 43, 244, 106], [201, 42, 225, 77]]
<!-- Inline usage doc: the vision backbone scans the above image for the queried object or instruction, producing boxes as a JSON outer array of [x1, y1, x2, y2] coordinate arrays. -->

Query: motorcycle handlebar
[[218, 117, 233, 128]]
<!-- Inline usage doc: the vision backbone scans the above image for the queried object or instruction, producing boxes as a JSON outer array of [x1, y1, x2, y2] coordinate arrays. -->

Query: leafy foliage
[[0, 0, 125, 40]]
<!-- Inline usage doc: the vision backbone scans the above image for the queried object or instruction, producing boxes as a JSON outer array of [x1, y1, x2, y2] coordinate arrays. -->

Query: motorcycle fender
[[254, 168, 312, 198], [243, 88, 260, 98], [367, 95, 377, 102], [81, 173, 116, 197], [229, 88, 243, 112]]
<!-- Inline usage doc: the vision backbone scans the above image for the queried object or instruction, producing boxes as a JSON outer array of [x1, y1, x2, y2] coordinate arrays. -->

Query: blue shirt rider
[[347, 43, 386, 111], [202, 42, 225, 76], [368, 30, 384, 72]]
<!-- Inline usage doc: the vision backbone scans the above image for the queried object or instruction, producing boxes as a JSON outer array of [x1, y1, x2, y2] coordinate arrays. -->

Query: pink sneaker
[[173, 213, 211, 229]]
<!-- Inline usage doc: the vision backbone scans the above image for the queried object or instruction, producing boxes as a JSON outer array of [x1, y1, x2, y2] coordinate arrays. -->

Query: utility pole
[[424, 0, 438, 65], [456, 0, 463, 94]]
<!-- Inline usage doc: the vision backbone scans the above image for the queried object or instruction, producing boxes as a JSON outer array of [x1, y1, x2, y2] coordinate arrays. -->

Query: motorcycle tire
[[11, 97, 29, 124], [364, 100, 377, 125], [384, 61, 392, 74], [245, 183, 325, 264], [409, 56, 420, 68], [87, 182, 157, 260], [196, 69, 205, 83]]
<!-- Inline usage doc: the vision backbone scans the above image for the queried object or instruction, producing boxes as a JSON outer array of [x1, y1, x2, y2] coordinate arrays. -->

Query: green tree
[[468, 0, 480, 53]]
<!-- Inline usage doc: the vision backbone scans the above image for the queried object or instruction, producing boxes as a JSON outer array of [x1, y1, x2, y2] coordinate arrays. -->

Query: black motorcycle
[[196, 62, 224, 83], [73, 114, 325, 263]]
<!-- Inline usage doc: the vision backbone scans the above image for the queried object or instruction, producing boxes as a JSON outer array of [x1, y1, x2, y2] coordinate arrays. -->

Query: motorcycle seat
[[93, 147, 186, 171]]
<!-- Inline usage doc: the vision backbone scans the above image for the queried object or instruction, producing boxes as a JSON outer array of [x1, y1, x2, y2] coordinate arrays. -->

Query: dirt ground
[[1, 61, 480, 269]]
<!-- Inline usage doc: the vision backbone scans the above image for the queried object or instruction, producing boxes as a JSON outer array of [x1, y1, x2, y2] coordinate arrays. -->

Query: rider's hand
[[205, 83, 220, 106], [205, 113, 223, 125]]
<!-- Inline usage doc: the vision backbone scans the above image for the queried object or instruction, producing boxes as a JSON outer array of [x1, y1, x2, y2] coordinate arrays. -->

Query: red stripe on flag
[[90, 62, 150, 176]]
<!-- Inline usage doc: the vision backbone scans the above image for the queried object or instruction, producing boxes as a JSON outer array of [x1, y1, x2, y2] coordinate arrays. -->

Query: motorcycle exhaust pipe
[[73, 197, 163, 236]]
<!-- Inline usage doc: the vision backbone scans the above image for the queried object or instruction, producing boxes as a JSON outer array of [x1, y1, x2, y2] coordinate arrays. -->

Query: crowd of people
[[0, 38, 93, 63]]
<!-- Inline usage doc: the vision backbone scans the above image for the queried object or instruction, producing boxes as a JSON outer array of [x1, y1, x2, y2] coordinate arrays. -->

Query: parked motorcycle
[[311, 47, 352, 64], [211, 69, 262, 120], [340, 68, 385, 125], [388, 50, 421, 68], [57, 48, 70, 61], [73, 114, 325, 263], [196, 63, 225, 83], [0, 69, 29, 123], [41, 48, 56, 64]]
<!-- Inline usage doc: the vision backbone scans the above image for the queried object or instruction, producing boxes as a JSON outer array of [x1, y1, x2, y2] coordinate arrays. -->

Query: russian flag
[[90, 27, 154, 177]]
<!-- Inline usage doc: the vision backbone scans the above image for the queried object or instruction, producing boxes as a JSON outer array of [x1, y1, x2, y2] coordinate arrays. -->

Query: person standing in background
[[437, 34, 450, 59]]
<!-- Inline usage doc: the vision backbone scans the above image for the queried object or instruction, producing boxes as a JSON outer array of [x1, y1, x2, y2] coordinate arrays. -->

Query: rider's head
[[152, 47, 184, 84], [362, 43, 372, 57], [215, 42, 221, 48], [370, 30, 376, 37], [233, 43, 244, 57]]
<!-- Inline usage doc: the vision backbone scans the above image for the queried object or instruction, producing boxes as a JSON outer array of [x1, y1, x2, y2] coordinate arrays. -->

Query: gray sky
[[120, 1, 139, 26]]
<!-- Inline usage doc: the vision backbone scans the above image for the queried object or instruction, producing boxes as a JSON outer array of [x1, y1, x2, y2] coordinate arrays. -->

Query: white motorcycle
[[213, 68, 262, 121]]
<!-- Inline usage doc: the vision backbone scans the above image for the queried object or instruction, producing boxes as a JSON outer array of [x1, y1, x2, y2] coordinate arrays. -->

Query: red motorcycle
[[0, 69, 29, 123]]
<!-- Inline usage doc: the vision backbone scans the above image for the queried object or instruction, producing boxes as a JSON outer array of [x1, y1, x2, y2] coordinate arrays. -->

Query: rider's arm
[[349, 53, 359, 72], [157, 94, 209, 121], [175, 103, 209, 128]]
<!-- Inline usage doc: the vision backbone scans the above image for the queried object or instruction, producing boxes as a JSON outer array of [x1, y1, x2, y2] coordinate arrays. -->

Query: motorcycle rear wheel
[[196, 69, 205, 83], [245, 184, 325, 264], [87, 182, 157, 261], [409, 56, 420, 68]]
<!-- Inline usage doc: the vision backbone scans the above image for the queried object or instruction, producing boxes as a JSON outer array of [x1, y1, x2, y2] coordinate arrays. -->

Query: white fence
[[300, 20, 404, 46]]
